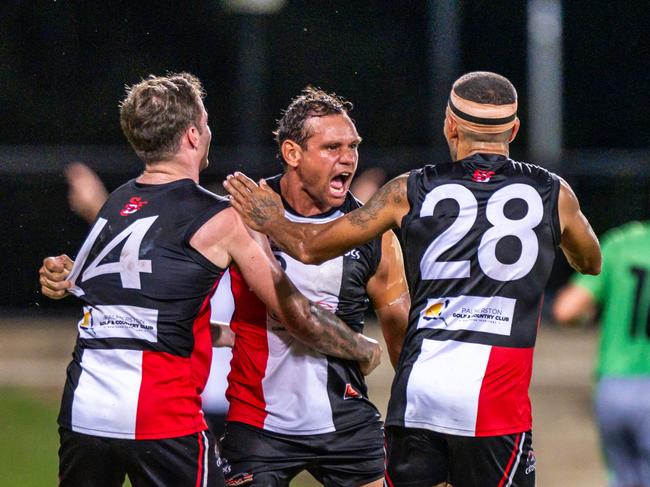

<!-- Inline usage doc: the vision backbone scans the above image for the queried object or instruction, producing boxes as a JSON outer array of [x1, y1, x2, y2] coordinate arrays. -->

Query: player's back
[[387, 153, 561, 437], [60, 178, 229, 440]]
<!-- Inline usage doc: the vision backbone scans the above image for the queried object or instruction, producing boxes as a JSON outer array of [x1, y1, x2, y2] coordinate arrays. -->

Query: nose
[[339, 147, 357, 166]]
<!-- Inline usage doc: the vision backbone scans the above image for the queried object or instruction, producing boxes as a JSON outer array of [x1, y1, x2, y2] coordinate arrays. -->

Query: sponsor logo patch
[[119, 196, 148, 216], [417, 295, 516, 336], [471, 169, 495, 182], [343, 383, 362, 400], [78, 304, 159, 342]]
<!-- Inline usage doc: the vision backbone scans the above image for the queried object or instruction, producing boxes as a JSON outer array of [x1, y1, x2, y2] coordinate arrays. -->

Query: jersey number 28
[[420, 183, 543, 282]]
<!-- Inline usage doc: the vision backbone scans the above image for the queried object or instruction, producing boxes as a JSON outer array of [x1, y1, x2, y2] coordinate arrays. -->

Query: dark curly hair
[[119, 72, 205, 163], [274, 86, 353, 159]]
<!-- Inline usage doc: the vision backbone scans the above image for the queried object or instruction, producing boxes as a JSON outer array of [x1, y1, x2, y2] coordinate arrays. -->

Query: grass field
[[2, 387, 60, 486]]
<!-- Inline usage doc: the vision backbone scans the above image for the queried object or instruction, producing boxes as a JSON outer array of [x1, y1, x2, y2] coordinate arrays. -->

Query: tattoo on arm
[[348, 177, 406, 229], [308, 302, 360, 359]]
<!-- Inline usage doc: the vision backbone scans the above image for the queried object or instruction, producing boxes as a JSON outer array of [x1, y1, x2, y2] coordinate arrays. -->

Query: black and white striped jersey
[[225, 174, 384, 434], [60, 178, 228, 439], [387, 154, 561, 436]]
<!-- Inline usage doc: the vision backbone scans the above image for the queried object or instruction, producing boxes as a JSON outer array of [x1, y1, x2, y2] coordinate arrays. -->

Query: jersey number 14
[[68, 216, 159, 291]]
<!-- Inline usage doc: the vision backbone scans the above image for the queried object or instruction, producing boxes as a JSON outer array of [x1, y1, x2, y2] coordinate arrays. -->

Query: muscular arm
[[557, 178, 602, 275], [190, 208, 381, 374], [366, 232, 410, 369], [224, 172, 411, 264]]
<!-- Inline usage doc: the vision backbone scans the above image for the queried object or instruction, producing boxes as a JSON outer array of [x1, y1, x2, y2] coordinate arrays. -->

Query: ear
[[444, 114, 458, 141], [508, 118, 521, 143], [187, 125, 201, 149], [281, 139, 302, 169]]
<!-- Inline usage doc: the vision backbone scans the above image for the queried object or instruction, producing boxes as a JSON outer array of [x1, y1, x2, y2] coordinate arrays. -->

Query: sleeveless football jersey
[[386, 154, 561, 437], [225, 175, 383, 435], [60, 178, 229, 440]]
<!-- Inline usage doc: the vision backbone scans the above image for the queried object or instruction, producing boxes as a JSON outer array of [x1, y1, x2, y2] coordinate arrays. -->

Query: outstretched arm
[[65, 162, 109, 223], [190, 208, 382, 375], [224, 172, 410, 264], [366, 232, 410, 369], [557, 178, 601, 275]]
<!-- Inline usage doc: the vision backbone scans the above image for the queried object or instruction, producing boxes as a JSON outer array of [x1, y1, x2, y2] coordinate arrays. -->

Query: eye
[[327, 145, 339, 151]]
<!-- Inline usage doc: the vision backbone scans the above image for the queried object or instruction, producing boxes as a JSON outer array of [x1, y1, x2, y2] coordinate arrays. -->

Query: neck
[[456, 141, 509, 161], [136, 155, 200, 184], [279, 171, 333, 216]]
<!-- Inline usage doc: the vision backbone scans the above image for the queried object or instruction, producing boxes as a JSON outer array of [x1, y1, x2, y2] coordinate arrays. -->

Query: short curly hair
[[274, 86, 353, 158], [119, 72, 205, 163], [452, 71, 517, 105]]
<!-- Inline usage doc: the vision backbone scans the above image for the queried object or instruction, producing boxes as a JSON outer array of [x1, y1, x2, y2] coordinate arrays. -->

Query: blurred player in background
[[224, 71, 602, 487], [38, 72, 380, 487], [64, 161, 233, 437], [217, 87, 408, 487], [553, 220, 650, 487]]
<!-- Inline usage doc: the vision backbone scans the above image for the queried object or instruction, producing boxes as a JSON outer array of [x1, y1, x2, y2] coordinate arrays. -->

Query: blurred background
[[1, 1, 648, 485]]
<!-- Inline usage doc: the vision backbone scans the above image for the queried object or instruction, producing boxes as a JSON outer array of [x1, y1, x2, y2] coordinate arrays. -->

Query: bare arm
[[558, 178, 601, 275], [65, 162, 109, 223], [190, 208, 381, 374], [552, 284, 597, 325], [224, 172, 411, 264], [366, 232, 410, 369]]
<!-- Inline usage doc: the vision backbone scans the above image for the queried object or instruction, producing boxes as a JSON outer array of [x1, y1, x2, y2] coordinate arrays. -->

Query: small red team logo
[[343, 383, 362, 400], [471, 169, 495, 183], [120, 196, 148, 216]]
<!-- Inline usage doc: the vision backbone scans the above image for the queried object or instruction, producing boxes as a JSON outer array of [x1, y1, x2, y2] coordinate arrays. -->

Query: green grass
[[1, 387, 61, 487], [0, 387, 314, 487]]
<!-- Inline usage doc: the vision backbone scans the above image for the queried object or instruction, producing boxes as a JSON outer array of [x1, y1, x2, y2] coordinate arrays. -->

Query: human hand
[[357, 334, 382, 376], [223, 172, 285, 232], [65, 162, 109, 223], [39, 255, 74, 299]]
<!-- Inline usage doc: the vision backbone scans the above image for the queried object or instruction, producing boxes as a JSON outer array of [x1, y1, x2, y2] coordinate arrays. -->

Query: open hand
[[39, 255, 74, 299], [223, 172, 284, 232]]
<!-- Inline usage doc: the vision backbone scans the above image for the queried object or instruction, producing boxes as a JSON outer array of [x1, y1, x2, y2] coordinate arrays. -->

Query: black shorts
[[220, 421, 385, 487], [385, 426, 536, 487], [58, 427, 225, 487]]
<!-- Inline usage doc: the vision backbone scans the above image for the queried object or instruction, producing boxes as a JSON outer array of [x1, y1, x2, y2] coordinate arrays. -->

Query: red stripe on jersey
[[195, 432, 205, 487], [135, 279, 218, 439], [475, 346, 533, 436], [497, 432, 522, 487], [225, 267, 269, 428]]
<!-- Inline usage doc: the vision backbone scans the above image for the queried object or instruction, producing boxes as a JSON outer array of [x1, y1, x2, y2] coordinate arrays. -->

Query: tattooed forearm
[[307, 303, 357, 357]]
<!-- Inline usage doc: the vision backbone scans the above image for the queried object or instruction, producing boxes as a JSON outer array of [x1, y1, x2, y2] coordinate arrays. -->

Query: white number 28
[[420, 184, 543, 282]]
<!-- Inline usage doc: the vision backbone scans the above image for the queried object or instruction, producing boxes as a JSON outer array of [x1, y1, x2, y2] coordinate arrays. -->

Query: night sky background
[[1, 0, 649, 306]]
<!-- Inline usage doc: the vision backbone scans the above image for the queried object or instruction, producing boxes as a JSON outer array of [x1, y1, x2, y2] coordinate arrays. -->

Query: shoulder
[[600, 221, 650, 249], [508, 159, 559, 183]]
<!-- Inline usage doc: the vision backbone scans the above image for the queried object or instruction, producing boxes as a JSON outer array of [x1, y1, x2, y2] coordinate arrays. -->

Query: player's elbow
[[576, 252, 602, 276]]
